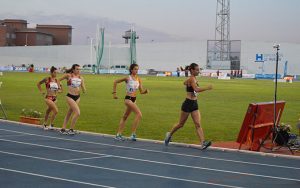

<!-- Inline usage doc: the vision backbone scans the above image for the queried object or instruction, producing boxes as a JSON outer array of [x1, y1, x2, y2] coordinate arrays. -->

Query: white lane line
[[0, 150, 243, 188], [0, 138, 299, 183], [61, 155, 112, 162], [0, 134, 27, 138], [0, 128, 299, 170], [0, 167, 115, 188]]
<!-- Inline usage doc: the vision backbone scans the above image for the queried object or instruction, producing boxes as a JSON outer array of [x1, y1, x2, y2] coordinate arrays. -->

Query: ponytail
[[50, 66, 57, 73], [65, 64, 80, 74], [187, 63, 199, 72]]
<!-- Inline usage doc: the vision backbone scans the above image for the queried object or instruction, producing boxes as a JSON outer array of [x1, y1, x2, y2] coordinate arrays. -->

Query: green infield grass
[[0, 72, 299, 144]]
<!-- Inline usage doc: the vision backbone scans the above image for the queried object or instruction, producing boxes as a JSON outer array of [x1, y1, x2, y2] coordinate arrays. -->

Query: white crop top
[[49, 82, 59, 91], [126, 76, 139, 94], [68, 77, 82, 88]]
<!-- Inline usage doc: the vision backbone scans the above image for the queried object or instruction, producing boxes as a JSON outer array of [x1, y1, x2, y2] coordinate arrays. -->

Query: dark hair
[[129, 63, 139, 74], [186, 63, 199, 72], [50, 66, 57, 73], [66, 64, 80, 74]]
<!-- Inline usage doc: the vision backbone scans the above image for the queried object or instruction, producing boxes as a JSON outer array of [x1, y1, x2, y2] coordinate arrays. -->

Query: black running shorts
[[181, 98, 198, 113]]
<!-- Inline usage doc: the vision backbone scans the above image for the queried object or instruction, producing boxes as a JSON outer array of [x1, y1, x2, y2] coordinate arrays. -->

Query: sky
[[1, 0, 299, 43]]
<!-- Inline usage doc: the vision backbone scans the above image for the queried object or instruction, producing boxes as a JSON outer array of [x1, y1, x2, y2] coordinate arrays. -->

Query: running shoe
[[68, 129, 76, 135], [164, 132, 172, 146], [200, 140, 212, 150], [115, 134, 126, 141], [48, 124, 54, 130], [43, 124, 49, 130], [59, 129, 68, 135], [130, 134, 137, 141]]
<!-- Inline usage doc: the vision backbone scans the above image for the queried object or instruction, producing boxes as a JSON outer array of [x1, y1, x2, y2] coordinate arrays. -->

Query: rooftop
[[15, 28, 53, 36], [3, 19, 28, 24], [36, 24, 72, 29]]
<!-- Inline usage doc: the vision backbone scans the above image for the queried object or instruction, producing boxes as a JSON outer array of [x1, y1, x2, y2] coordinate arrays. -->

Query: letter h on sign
[[256, 54, 264, 62]]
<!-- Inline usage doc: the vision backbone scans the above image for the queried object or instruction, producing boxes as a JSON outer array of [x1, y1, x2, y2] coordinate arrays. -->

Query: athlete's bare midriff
[[46, 89, 58, 97], [186, 92, 197, 100], [68, 86, 80, 96]]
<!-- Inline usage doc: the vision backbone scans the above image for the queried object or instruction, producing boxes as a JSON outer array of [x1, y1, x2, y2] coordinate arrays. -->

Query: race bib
[[71, 78, 81, 88], [49, 82, 59, 91]]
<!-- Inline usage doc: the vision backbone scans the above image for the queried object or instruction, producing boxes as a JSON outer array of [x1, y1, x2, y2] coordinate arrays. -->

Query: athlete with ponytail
[[37, 66, 61, 130], [165, 63, 212, 150], [59, 64, 86, 135], [113, 64, 149, 141]]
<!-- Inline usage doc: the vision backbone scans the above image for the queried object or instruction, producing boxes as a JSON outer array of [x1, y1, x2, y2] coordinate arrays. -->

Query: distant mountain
[[1, 13, 184, 44]]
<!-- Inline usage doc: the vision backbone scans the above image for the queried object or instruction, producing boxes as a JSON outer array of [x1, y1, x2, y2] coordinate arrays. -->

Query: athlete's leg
[[62, 97, 74, 129], [43, 99, 52, 125], [117, 105, 132, 134], [45, 99, 58, 126], [125, 100, 142, 135], [170, 111, 190, 136], [69, 98, 80, 130], [191, 110, 205, 144]]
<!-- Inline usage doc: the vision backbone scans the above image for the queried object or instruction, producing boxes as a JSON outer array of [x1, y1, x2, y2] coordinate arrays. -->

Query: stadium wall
[[0, 41, 299, 74]]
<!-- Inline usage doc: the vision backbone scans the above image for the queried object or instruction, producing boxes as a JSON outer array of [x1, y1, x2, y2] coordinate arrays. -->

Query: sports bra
[[186, 82, 199, 92], [45, 77, 59, 91], [126, 75, 139, 94], [67, 75, 82, 88]]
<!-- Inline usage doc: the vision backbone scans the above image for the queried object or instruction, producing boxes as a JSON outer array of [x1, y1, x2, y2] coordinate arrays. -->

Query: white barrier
[[242, 74, 256, 79], [218, 73, 231, 80], [275, 79, 293, 83]]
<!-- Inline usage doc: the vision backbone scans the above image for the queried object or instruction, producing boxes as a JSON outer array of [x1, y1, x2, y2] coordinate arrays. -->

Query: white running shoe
[[115, 134, 126, 141], [48, 124, 54, 130], [164, 132, 172, 146]]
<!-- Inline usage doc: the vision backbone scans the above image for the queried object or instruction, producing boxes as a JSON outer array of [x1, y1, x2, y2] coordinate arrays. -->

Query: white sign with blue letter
[[255, 53, 283, 62]]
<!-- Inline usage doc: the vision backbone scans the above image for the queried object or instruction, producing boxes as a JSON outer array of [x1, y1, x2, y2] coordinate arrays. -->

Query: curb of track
[[1, 119, 299, 160]]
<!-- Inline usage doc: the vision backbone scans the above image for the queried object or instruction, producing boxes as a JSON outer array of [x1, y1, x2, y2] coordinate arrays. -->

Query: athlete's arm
[[57, 80, 63, 93], [81, 77, 86, 93], [59, 74, 70, 82], [190, 77, 213, 93], [37, 77, 47, 95], [112, 77, 128, 99], [138, 78, 148, 94], [183, 79, 189, 85]]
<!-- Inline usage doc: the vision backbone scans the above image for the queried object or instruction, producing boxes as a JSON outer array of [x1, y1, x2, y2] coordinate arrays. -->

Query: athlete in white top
[[59, 64, 86, 135], [113, 63, 149, 141]]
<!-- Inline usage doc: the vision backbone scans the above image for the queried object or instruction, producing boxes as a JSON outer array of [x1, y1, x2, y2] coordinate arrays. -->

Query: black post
[[274, 46, 279, 132], [258, 45, 293, 154]]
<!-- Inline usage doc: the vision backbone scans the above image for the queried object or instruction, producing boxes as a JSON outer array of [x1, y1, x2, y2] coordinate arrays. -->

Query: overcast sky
[[1, 0, 299, 43]]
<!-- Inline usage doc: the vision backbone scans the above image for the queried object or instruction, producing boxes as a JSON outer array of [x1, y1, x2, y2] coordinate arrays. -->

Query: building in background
[[0, 19, 27, 46], [36, 25, 72, 45], [0, 19, 72, 46], [15, 29, 53, 46]]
